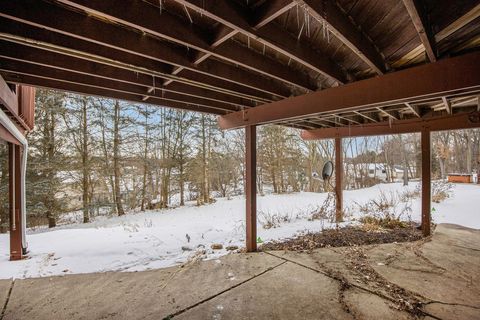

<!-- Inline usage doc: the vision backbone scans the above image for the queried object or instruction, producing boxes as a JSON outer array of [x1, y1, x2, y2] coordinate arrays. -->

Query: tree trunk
[[47, 107, 59, 226], [201, 115, 209, 203], [399, 135, 409, 186], [179, 160, 185, 206], [466, 132, 472, 173], [140, 107, 149, 211], [113, 100, 125, 216], [82, 99, 90, 223]]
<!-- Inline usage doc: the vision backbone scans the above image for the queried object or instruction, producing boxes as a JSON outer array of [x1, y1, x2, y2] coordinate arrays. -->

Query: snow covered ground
[[0, 182, 478, 279]]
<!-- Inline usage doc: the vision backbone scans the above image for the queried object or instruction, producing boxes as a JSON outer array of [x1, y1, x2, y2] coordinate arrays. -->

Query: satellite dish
[[322, 161, 334, 180]]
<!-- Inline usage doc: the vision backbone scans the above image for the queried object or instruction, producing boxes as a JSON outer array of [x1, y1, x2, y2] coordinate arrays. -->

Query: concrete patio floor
[[0, 224, 479, 320]]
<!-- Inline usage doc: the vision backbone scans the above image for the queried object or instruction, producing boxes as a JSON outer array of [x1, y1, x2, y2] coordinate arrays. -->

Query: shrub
[[309, 192, 336, 222], [355, 191, 412, 229], [415, 180, 454, 203], [258, 210, 293, 229]]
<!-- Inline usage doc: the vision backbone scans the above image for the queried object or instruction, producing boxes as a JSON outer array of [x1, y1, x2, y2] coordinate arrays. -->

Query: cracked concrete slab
[[267, 224, 480, 319], [176, 261, 356, 320], [2, 253, 282, 320], [343, 288, 412, 320], [369, 225, 480, 309], [1, 224, 479, 319], [267, 245, 400, 301]]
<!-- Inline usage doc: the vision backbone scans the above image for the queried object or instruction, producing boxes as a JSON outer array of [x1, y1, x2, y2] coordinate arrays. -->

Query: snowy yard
[[0, 182, 478, 279]]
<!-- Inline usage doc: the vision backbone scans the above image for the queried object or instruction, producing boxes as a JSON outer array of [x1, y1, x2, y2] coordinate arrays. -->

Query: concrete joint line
[[163, 260, 287, 319], [425, 300, 480, 310], [450, 244, 480, 252], [0, 280, 15, 320]]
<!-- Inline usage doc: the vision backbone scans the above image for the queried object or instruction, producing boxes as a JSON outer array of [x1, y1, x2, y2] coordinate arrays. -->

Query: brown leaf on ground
[[260, 226, 422, 252]]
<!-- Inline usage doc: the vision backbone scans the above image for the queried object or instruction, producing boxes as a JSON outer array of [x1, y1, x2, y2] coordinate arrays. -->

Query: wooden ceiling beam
[[0, 74, 18, 115], [354, 111, 379, 123], [173, 0, 348, 84], [0, 1, 291, 100], [393, 3, 480, 68], [55, 0, 315, 91], [336, 114, 362, 125], [320, 117, 348, 126], [252, 0, 297, 29], [300, 0, 387, 75], [0, 26, 277, 106], [164, 25, 238, 86], [0, 40, 256, 108], [0, 61, 240, 113], [0, 66, 238, 114], [402, 0, 437, 62], [302, 111, 480, 140], [3, 72, 225, 115], [219, 52, 480, 129], [404, 102, 421, 118], [377, 107, 400, 120], [441, 97, 452, 114]]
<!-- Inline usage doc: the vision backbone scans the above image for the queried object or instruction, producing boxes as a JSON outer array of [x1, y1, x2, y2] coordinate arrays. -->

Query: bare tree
[[113, 100, 125, 216]]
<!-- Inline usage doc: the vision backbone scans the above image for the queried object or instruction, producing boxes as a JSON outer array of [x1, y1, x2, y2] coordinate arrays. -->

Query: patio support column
[[421, 128, 431, 236], [335, 136, 343, 222], [8, 143, 23, 260], [245, 125, 257, 252]]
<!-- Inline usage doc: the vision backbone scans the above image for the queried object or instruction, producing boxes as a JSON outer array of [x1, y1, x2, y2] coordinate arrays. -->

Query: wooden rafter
[[163, 25, 238, 87], [393, 3, 480, 68], [302, 111, 480, 140], [0, 59, 241, 113], [402, 0, 437, 62], [253, 0, 297, 29], [173, 0, 348, 84], [0, 17, 288, 104], [377, 107, 400, 120], [354, 111, 379, 123], [3, 72, 225, 115], [299, 0, 386, 75], [404, 102, 421, 118], [442, 97, 452, 114], [0, 42, 257, 109], [0, 1, 297, 99], [0, 73, 18, 114], [328, 114, 362, 125], [54, 0, 316, 91]]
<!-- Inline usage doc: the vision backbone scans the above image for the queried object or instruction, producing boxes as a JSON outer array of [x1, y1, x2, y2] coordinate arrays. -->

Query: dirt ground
[[0, 224, 479, 320], [261, 224, 423, 251]]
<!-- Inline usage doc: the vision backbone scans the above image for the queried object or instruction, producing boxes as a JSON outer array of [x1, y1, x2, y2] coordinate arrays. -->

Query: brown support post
[[8, 143, 23, 260], [335, 137, 343, 222], [421, 128, 431, 236], [245, 125, 257, 252]]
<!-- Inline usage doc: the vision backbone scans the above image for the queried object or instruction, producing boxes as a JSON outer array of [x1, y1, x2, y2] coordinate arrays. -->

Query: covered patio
[[0, 1, 480, 318], [1, 0, 480, 259]]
